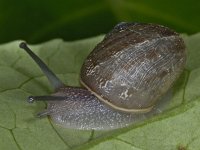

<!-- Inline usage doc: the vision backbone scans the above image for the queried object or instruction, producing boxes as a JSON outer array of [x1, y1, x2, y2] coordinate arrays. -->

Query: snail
[[19, 22, 186, 130]]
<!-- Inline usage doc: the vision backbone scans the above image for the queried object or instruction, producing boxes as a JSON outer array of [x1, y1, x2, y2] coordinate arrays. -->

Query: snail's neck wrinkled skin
[[43, 86, 171, 130]]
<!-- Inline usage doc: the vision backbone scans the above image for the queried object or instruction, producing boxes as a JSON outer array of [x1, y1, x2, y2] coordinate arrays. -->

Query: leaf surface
[[0, 33, 200, 150]]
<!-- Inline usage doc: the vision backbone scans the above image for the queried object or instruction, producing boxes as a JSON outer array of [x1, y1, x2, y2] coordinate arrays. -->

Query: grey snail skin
[[19, 22, 186, 130]]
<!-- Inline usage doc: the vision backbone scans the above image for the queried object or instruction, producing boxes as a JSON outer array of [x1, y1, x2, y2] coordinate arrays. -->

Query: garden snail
[[19, 22, 186, 130]]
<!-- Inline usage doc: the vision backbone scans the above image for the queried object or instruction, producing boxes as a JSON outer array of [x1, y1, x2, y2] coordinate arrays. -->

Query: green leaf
[[0, 0, 199, 43], [0, 33, 200, 150]]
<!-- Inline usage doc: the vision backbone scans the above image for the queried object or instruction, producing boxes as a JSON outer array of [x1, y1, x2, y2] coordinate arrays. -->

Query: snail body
[[19, 22, 186, 130]]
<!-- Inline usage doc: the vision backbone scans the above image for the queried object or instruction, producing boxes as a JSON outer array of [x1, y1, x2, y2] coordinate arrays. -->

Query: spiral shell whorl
[[81, 22, 186, 112]]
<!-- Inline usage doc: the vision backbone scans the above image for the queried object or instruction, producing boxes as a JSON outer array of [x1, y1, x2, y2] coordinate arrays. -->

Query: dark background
[[0, 0, 199, 44]]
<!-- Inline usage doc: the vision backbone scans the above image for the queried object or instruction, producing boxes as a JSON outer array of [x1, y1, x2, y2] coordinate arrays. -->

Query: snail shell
[[81, 22, 186, 112]]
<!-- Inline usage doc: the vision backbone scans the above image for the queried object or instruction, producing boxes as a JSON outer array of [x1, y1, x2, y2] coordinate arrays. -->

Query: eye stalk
[[19, 42, 27, 49], [19, 42, 65, 91]]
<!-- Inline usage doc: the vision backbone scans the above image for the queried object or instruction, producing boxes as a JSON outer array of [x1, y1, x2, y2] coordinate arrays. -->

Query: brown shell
[[80, 22, 186, 112]]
